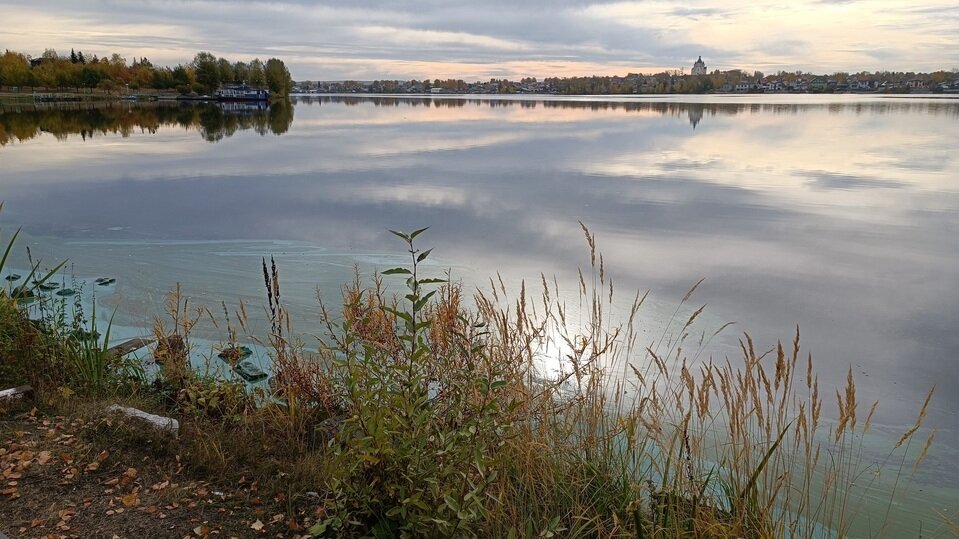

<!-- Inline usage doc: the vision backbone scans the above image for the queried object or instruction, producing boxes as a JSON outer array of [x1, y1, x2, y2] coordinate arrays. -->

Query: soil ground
[[0, 401, 318, 539]]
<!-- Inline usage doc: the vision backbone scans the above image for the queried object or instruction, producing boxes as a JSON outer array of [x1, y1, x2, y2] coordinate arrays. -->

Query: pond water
[[2, 94, 958, 530]]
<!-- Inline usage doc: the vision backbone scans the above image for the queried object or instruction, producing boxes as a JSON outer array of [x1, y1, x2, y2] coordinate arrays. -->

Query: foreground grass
[[0, 223, 941, 538]]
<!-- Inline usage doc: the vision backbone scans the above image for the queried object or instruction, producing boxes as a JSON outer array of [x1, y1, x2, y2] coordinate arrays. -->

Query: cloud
[[0, 0, 956, 79]]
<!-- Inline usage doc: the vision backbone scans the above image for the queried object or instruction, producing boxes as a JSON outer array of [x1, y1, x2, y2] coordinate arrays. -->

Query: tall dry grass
[[282, 225, 937, 538]]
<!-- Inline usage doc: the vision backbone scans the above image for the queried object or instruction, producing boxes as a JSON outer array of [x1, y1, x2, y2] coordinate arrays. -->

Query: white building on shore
[[691, 56, 707, 76]]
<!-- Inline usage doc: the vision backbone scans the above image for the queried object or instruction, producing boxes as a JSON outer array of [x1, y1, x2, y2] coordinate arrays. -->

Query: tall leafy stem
[[382, 227, 445, 386]]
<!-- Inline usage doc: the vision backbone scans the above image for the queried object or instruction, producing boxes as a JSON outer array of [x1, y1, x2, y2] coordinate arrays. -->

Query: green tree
[[264, 58, 292, 95], [217, 57, 235, 84], [192, 51, 220, 94], [78, 66, 102, 88], [233, 61, 249, 84], [172, 65, 195, 93], [248, 58, 266, 88]]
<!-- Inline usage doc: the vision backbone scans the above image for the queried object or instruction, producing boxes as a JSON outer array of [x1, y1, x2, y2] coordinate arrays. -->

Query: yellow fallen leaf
[[121, 491, 140, 507]]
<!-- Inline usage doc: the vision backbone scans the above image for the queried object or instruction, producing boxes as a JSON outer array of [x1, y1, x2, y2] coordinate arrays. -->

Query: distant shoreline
[[3, 89, 958, 105]]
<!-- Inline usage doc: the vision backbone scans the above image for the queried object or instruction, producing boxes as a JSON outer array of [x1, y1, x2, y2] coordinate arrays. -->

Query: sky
[[1, 0, 958, 80]]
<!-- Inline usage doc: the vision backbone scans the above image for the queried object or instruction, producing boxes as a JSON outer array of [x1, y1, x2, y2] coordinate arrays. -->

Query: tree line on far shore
[[0, 48, 294, 96]]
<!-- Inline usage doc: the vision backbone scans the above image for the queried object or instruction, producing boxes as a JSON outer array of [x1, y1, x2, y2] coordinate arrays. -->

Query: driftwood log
[[105, 404, 179, 433], [0, 385, 34, 401], [106, 337, 154, 357]]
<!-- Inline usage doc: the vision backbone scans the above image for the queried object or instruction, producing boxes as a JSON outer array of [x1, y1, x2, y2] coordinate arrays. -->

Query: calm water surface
[[2, 94, 958, 528]]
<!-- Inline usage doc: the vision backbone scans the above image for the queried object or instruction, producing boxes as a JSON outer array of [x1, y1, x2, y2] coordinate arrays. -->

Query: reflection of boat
[[217, 85, 270, 102], [218, 101, 269, 114]]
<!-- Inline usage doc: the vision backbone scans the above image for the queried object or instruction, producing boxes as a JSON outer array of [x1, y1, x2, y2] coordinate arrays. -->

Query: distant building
[[691, 56, 707, 76]]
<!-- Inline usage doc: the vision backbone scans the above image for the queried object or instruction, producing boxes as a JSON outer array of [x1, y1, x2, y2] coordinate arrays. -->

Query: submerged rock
[[234, 360, 268, 383], [217, 345, 253, 364], [55, 288, 77, 297]]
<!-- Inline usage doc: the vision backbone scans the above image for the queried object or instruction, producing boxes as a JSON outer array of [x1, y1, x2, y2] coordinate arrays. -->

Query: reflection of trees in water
[[0, 101, 294, 146], [292, 95, 959, 126]]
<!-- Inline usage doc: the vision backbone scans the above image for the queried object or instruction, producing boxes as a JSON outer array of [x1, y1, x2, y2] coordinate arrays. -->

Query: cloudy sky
[[1, 0, 957, 80]]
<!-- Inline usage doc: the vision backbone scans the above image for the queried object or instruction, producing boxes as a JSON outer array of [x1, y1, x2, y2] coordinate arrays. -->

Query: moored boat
[[216, 84, 270, 102]]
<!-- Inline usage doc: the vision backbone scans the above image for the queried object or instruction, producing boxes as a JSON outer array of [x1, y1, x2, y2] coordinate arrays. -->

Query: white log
[[0, 385, 33, 400], [106, 404, 179, 433]]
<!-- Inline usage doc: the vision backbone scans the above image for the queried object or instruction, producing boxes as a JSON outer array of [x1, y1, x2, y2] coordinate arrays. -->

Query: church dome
[[692, 56, 707, 75]]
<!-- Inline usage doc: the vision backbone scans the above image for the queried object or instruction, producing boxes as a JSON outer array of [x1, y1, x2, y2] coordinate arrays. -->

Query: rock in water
[[218, 345, 253, 364], [234, 360, 268, 383]]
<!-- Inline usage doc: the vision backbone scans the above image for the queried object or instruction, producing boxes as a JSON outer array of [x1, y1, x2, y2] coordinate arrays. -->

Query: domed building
[[691, 56, 707, 76]]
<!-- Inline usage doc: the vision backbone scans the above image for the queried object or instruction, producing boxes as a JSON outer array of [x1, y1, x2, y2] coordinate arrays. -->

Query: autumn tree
[[0, 50, 33, 87]]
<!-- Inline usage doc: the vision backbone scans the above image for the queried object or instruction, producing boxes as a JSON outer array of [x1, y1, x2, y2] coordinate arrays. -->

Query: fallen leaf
[[37, 451, 52, 465], [250, 519, 265, 532], [57, 508, 77, 521], [122, 491, 140, 507]]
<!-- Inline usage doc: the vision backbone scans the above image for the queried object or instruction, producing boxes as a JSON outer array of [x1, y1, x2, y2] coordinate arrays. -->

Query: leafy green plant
[[313, 228, 514, 537], [175, 375, 254, 419]]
